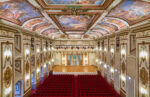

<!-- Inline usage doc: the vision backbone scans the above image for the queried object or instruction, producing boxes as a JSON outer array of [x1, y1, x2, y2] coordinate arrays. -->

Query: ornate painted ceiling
[[0, 0, 150, 39]]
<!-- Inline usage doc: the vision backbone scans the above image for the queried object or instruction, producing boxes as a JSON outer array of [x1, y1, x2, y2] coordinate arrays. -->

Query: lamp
[[25, 74, 30, 80], [110, 48, 114, 54], [140, 87, 147, 95], [104, 48, 107, 52], [25, 49, 30, 57], [99, 47, 102, 51], [4, 49, 12, 61], [96, 59, 98, 63], [36, 68, 40, 73], [104, 64, 107, 68], [43, 48, 46, 52], [110, 68, 114, 73], [121, 49, 126, 57], [121, 74, 126, 81], [140, 50, 147, 62], [37, 48, 40, 53]]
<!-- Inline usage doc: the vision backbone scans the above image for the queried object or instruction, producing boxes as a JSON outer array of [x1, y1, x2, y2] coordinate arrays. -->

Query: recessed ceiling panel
[[66, 31, 84, 34], [44, 0, 105, 5], [68, 34, 82, 39], [108, 0, 150, 24], [0, 0, 42, 24], [57, 15, 91, 30]]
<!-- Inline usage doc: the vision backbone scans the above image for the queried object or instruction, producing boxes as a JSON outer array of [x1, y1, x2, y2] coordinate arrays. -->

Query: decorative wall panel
[[23, 44, 31, 93], [120, 44, 127, 95], [15, 58, 21, 72], [1, 42, 14, 97], [138, 44, 149, 97]]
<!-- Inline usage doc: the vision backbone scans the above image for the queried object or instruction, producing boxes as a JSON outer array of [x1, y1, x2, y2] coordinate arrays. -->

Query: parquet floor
[[52, 65, 98, 72]]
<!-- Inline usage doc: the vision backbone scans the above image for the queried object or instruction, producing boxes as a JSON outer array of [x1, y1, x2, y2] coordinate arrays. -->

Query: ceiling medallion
[[62, 6, 87, 15]]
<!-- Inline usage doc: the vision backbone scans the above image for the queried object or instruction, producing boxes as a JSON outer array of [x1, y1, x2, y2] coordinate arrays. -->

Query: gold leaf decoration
[[26, 61, 30, 74], [4, 67, 12, 88], [140, 67, 148, 85], [122, 61, 126, 74]]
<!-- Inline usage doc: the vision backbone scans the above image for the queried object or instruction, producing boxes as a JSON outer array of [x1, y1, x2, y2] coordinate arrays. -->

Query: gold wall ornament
[[26, 61, 30, 74], [4, 67, 12, 88], [122, 61, 126, 74], [140, 67, 148, 85]]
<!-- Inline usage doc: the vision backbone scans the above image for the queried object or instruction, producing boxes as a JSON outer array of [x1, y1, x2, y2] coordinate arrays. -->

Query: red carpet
[[30, 75, 120, 97]]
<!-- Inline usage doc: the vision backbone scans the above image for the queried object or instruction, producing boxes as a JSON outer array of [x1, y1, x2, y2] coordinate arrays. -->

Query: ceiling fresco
[[57, 15, 91, 30], [37, 0, 112, 9], [23, 18, 43, 29], [44, 0, 105, 5], [68, 34, 82, 39], [108, 0, 150, 24], [0, 0, 150, 39], [0, 0, 42, 24]]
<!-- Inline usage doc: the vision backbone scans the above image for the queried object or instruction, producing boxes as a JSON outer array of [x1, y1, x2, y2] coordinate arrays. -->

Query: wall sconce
[[110, 68, 114, 73], [104, 64, 107, 68], [99, 47, 102, 51], [140, 50, 147, 62], [51, 59, 54, 62], [4, 86, 12, 95], [140, 87, 147, 95], [121, 49, 126, 57], [110, 48, 114, 54], [25, 49, 30, 57], [43, 64, 46, 68], [95, 47, 98, 50], [37, 48, 40, 53], [36, 68, 40, 73], [121, 74, 126, 81], [96, 59, 98, 63], [4, 49, 12, 61], [25, 74, 30, 80], [104, 48, 107, 52], [49, 61, 51, 64], [43, 48, 46, 52], [48, 47, 50, 51], [99, 61, 102, 64], [128, 76, 131, 80], [115, 69, 118, 72]]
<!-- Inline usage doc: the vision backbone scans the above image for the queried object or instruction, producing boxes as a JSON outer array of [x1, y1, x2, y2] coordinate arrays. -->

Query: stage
[[52, 65, 98, 75]]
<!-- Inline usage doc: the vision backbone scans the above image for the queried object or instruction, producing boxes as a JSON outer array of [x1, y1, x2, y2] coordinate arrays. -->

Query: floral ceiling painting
[[57, 15, 91, 30], [44, 0, 105, 5], [0, 0, 42, 24], [108, 0, 150, 24]]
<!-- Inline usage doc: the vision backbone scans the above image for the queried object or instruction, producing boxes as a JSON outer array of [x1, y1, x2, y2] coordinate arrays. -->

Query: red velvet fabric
[[30, 75, 121, 97]]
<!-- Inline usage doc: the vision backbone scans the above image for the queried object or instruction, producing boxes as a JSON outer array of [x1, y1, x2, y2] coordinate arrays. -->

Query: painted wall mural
[[44, 0, 105, 5], [108, 0, 150, 24], [57, 15, 91, 29], [0, 0, 42, 24]]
